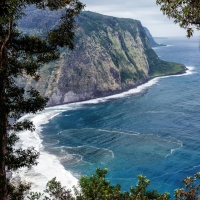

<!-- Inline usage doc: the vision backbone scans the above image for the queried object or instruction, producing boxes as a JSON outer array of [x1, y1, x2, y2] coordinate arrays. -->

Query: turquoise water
[[39, 37, 200, 196]]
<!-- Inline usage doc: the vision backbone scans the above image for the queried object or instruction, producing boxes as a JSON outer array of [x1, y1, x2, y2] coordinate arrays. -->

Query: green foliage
[[7, 180, 31, 200], [129, 175, 170, 200], [78, 168, 123, 200], [0, 0, 85, 199], [144, 27, 166, 48], [75, 11, 140, 47], [156, 0, 200, 37], [120, 69, 136, 82], [23, 169, 200, 200], [27, 168, 170, 200], [19, 10, 184, 92], [43, 177, 74, 200], [146, 49, 186, 77], [174, 172, 200, 200], [26, 169, 200, 200], [120, 69, 144, 83]]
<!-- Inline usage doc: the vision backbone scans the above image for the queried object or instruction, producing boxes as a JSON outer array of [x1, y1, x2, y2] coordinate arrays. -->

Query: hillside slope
[[143, 27, 166, 47], [17, 10, 186, 106]]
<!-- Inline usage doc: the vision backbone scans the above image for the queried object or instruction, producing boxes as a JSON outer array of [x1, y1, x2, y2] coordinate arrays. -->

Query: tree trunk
[[0, 47, 8, 200], [0, 106, 7, 200]]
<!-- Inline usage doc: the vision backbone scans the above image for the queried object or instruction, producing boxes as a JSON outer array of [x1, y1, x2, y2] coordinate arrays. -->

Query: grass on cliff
[[146, 49, 185, 77], [149, 61, 185, 77]]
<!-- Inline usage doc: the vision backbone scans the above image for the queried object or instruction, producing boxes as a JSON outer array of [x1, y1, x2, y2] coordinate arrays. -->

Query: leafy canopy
[[0, 0, 84, 199], [27, 169, 200, 199], [28, 168, 171, 200], [156, 0, 200, 37]]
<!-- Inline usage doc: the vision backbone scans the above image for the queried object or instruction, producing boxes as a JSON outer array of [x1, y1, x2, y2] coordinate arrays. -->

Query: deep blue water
[[41, 37, 200, 196]]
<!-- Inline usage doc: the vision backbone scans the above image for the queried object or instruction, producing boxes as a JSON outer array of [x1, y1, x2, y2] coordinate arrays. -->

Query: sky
[[80, 0, 199, 37]]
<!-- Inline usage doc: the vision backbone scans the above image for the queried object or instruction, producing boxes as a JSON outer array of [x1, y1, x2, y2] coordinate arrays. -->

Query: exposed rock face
[[17, 10, 185, 106]]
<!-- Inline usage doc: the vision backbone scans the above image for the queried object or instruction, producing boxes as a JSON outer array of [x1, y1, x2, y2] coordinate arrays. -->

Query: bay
[[18, 37, 200, 196]]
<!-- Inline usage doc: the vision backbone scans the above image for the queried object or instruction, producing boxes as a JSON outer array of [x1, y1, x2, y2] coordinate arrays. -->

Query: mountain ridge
[[17, 10, 186, 106], [143, 27, 166, 47]]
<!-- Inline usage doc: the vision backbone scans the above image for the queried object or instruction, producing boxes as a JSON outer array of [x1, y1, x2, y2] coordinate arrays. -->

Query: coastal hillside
[[17, 9, 185, 106], [143, 27, 166, 47]]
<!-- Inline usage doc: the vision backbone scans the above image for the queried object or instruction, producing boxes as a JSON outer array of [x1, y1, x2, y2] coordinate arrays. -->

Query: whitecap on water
[[15, 66, 194, 192], [53, 128, 182, 167], [15, 108, 78, 193]]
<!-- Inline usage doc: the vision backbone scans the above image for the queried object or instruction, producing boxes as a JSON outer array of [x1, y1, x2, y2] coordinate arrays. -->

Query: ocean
[[16, 37, 200, 197]]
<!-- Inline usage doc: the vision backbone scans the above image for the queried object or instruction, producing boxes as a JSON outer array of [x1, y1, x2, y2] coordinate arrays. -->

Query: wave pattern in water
[[15, 107, 79, 193], [17, 37, 200, 196]]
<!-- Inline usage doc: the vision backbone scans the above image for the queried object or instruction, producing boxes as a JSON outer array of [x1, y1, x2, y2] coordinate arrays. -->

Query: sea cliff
[[17, 10, 186, 106]]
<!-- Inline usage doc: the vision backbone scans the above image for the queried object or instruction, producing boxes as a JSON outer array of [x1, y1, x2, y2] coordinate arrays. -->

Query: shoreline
[[47, 65, 187, 108], [14, 65, 193, 193]]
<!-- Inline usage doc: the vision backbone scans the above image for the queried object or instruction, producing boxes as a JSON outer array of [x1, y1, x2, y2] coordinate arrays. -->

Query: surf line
[[14, 65, 194, 192], [51, 65, 195, 108]]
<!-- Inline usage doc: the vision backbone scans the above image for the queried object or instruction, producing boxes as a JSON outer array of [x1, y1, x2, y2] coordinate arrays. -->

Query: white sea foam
[[50, 113, 60, 119], [15, 109, 78, 193], [97, 128, 140, 136], [55, 66, 195, 107], [15, 66, 194, 192], [73, 145, 115, 159], [172, 66, 195, 76], [152, 44, 173, 50], [152, 164, 200, 180], [27, 67, 186, 120]]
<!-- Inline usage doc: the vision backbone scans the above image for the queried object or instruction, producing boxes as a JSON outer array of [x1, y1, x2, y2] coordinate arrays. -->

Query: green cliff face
[[17, 10, 186, 106], [143, 27, 166, 47]]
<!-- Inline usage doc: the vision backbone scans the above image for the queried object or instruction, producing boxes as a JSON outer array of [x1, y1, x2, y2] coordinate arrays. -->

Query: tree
[[0, 1, 85, 199], [27, 168, 170, 200], [156, 0, 200, 37], [174, 172, 200, 200], [78, 168, 123, 200], [27, 177, 75, 200]]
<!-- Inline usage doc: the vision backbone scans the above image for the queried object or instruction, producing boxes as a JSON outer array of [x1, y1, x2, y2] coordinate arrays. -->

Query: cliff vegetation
[[17, 9, 186, 106]]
